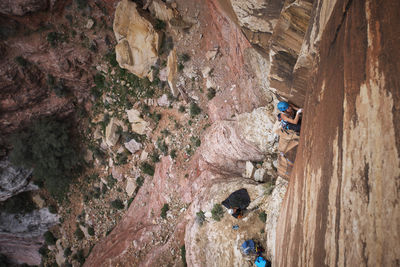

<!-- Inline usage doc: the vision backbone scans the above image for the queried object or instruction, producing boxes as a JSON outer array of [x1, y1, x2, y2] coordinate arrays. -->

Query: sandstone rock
[[253, 168, 266, 182], [105, 117, 122, 147], [149, 0, 174, 21], [205, 48, 218, 60], [126, 178, 137, 196], [85, 19, 94, 29], [84, 149, 93, 163], [140, 150, 148, 161], [159, 67, 168, 81], [124, 139, 142, 154], [0, 160, 35, 202], [126, 109, 149, 135], [93, 125, 103, 140], [112, 167, 124, 181], [230, 0, 284, 33], [167, 49, 178, 96], [201, 66, 211, 78], [55, 239, 65, 266], [244, 161, 255, 178], [157, 94, 170, 107], [114, 0, 160, 79], [0, 0, 48, 16]]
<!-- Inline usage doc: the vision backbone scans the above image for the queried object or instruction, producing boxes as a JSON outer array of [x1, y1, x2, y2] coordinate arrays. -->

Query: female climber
[[277, 101, 302, 133]]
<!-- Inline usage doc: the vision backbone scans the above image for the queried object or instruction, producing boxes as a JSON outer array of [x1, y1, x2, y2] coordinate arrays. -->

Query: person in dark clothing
[[222, 188, 251, 219]]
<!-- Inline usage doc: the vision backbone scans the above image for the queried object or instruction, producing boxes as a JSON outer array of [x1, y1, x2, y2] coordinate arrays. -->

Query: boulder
[[149, 0, 174, 21], [0, 160, 35, 202], [244, 161, 255, 178], [125, 178, 137, 196], [253, 168, 266, 182], [113, 0, 160, 79], [157, 94, 170, 107], [105, 117, 123, 147], [167, 49, 178, 96], [124, 139, 142, 154], [126, 109, 149, 135]]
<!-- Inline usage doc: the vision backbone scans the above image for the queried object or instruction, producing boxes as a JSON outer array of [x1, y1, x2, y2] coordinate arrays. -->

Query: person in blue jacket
[[277, 101, 303, 133]]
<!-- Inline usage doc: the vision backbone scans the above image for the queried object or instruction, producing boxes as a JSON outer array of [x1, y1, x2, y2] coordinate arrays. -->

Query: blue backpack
[[241, 240, 255, 255], [255, 256, 271, 267]]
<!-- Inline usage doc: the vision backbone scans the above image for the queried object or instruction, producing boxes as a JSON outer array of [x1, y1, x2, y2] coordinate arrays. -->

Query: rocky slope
[[1, 0, 399, 266]]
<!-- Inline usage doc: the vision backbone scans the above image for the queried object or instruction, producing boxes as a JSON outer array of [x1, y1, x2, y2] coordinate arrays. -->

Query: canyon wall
[[275, 0, 400, 266]]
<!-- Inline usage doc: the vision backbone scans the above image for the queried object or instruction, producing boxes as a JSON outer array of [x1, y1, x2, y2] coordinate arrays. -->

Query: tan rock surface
[[167, 48, 179, 96], [114, 0, 160, 78]]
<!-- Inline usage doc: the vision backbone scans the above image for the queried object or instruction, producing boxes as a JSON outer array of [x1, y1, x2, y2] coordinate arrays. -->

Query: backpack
[[255, 256, 271, 267], [240, 240, 255, 255]]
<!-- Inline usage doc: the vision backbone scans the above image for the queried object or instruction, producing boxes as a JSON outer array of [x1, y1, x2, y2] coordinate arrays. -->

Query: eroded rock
[[126, 109, 149, 135], [114, 0, 160, 78], [0, 160, 35, 202]]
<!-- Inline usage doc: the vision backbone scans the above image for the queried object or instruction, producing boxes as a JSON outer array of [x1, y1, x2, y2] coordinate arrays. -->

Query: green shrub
[[48, 205, 57, 214], [154, 19, 166, 31], [170, 149, 177, 159], [127, 197, 134, 207], [178, 63, 184, 72], [259, 211, 267, 223], [9, 118, 80, 200], [160, 203, 169, 219], [115, 152, 128, 165], [191, 136, 201, 147], [15, 56, 28, 67], [0, 192, 36, 214], [44, 231, 56, 245], [136, 176, 144, 187], [64, 247, 72, 257], [150, 151, 160, 163], [179, 53, 190, 62], [264, 181, 275, 195], [88, 226, 95, 236], [47, 32, 66, 47], [72, 249, 85, 264], [111, 199, 124, 210], [196, 210, 205, 226], [207, 88, 216, 100], [94, 73, 105, 88], [189, 103, 201, 117], [107, 174, 117, 188], [75, 0, 88, 9], [38, 246, 49, 256], [104, 51, 118, 67], [75, 228, 85, 240], [211, 204, 224, 221], [181, 245, 187, 267], [178, 105, 185, 113], [140, 162, 155, 176], [156, 138, 168, 155]]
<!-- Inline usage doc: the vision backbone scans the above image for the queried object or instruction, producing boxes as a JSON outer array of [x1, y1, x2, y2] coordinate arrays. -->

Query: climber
[[277, 101, 302, 133]]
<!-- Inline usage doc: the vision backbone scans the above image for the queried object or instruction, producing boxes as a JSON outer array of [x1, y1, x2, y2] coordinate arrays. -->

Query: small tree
[[161, 203, 169, 219], [44, 231, 56, 245], [196, 210, 206, 226]]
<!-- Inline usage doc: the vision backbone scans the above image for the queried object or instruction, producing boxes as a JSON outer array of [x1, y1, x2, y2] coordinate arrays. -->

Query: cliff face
[[275, 0, 400, 266]]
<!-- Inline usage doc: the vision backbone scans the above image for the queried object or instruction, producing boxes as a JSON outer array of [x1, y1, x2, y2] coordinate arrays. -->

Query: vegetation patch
[[111, 199, 124, 210], [259, 211, 267, 223], [160, 203, 169, 219], [140, 162, 155, 176], [9, 118, 81, 200], [195, 210, 205, 226], [44, 231, 57, 245], [211, 203, 224, 221]]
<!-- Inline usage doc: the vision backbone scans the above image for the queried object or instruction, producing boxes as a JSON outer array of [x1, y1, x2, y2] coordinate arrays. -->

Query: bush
[[196, 210, 205, 226], [150, 151, 160, 163], [191, 136, 201, 147], [105, 51, 118, 67], [189, 103, 201, 117], [72, 249, 85, 264], [88, 226, 95, 236], [64, 247, 72, 257], [207, 88, 216, 100], [44, 231, 56, 245], [0, 192, 36, 214], [170, 149, 177, 159], [75, 228, 85, 240], [264, 181, 275, 195], [115, 152, 128, 165], [111, 199, 124, 210], [211, 204, 224, 221], [156, 138, 168, 155], [47, 32, 66, 47], [38, 246, 49, 256], [179, 53, 191, 62], [48, 205, 57, 214], [160, 203, 169, 219], [9, 118, 80, 200], [136, 176, 144, 187], [259, 211, 267, 223], [75, 0, 88, 10], [178, 105, 185, 113], [141, 162, 155, 176], [94, 73, 105, 88], [127, 197, 134, 207], [15, 56, 28, 67], [154, 19, 166, 31]]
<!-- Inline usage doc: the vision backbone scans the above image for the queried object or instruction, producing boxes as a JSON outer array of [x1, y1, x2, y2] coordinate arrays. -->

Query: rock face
[[0, 208, 59, 265], [0, 160, 35, 201], [126, 109, 149, 135], [114, 0, 160, 79], [275, 0, 400, 266]]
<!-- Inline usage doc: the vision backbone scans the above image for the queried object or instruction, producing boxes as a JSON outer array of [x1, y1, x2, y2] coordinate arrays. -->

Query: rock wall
[[275, 0, 400, 266], [0, 159, 35, 201]]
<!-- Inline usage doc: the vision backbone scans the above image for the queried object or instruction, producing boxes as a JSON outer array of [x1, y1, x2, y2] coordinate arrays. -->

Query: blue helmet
[[277, 101, 289, 112]]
